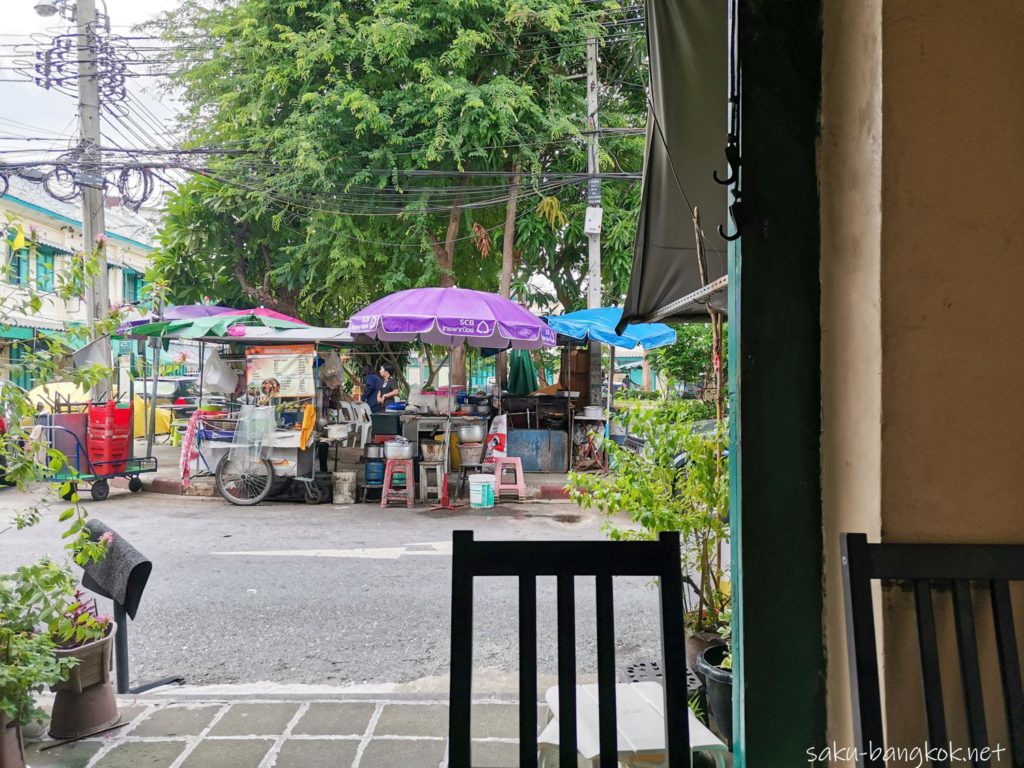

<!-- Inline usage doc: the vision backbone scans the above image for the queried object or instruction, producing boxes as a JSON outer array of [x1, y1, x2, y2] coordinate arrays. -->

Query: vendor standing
[[362, 366, 383, 413], [377, 363, 399, 409]]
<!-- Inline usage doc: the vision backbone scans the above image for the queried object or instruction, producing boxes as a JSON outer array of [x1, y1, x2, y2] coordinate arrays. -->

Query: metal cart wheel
[[90, 479, 110, 501], [215, 454, 274, 506], [303, 482, 323, 505], [128, 477, 143, 493]]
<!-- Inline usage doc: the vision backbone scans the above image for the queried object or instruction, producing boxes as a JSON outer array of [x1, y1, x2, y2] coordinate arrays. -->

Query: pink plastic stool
[[381, 458, 415, 509], [491, 456, 526, 501]]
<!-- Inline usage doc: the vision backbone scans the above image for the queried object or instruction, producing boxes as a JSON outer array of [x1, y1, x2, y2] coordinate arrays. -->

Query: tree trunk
[[534, 349, 549, 387], [496, 168, 521, 392], [430, 178, 468, 388]]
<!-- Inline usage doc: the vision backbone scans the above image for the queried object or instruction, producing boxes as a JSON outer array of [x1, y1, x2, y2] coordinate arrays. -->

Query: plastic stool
[[491, 456, 526, 501], [381, 458, 415, 509], [455, 463, 487, 499], [418, 462, 445, 503]]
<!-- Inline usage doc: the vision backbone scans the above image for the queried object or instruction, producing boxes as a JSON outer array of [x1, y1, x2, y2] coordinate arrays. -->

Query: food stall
[[120, 316, 364, 504]]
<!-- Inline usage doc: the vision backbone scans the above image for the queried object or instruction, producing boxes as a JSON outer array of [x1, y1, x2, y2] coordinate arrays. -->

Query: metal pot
[[384, 439, 414, 460], [363, 443, 384, 460], [458, 423, 487, 443]]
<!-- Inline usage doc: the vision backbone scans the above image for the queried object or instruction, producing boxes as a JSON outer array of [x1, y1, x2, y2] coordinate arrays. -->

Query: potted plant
[[1, 562, 82, 768], [696, 607, 733, 746], [47, 590, 117, 740]]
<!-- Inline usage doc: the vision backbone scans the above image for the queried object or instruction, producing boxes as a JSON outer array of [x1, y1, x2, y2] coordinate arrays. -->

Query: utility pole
[[77, 0, 112, 398], [585, 36, 603, 407]]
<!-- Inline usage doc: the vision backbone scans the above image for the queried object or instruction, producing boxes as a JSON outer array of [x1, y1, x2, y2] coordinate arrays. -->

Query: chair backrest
[[841, 533, 1024, 767], [351, 401, 372, 423], [448, 530, 691, 768]]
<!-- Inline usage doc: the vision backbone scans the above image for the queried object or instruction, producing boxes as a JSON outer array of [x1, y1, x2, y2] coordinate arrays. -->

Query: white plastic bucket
[[469, 474, 496, 509]]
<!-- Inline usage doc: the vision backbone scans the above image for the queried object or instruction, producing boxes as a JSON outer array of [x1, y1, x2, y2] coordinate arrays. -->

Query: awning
[[1, 313, 65, 333], [619, 0, 730, 329]]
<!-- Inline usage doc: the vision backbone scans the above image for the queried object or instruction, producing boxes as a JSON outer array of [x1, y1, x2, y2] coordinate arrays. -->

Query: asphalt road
[[0, 488, 665, 692]]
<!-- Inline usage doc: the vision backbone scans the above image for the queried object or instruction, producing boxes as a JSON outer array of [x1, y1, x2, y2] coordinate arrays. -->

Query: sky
[[1, 0, 181, 156]]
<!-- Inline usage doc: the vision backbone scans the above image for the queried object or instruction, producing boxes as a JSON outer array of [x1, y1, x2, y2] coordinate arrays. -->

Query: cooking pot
[[384, 439, 414, 460], [363, 443, 384, 460], [458, 423, 487, 443]]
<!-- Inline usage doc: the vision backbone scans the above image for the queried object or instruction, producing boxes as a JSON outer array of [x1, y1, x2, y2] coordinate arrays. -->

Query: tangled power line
[[0, 4, 648, 215]]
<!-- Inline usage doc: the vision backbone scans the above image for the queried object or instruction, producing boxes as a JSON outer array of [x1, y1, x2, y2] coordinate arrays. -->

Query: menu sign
[[246, 345, 315, 398]]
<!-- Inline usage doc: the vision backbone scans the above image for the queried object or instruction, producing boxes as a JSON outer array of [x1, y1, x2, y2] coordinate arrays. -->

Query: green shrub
[[568, 401, 729, 633]]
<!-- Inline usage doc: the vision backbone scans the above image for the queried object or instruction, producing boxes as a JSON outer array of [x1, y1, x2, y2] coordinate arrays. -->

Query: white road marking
[[211, 541, 452, 560]]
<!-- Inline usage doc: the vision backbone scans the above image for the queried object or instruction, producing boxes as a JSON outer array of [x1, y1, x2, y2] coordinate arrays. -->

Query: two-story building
[[0, 173, 157, 388]]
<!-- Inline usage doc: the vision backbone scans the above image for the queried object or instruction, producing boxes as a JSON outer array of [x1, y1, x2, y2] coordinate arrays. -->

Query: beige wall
[[822, 0, 1024, 761], [820, 0, 883, 754]]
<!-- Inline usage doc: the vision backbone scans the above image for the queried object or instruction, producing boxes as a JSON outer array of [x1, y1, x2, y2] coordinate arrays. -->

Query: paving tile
[[116, 704, 149, 727], [179, 738, 273, 768], [271, 738, 360, 768], [95, 741, 186, 768], [207, 703, 300, 737], [470, 704, 520, 739], [471, 740, 520, 768], [358, 738, 446, 768], [291, 702, 376, 736], [374, 704, 447, 737], [23, 739, 102, 768], [131, 705, 221, 737]]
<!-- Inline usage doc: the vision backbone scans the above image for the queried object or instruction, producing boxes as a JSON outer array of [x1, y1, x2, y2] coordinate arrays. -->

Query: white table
[[538, 682, 729, 767]]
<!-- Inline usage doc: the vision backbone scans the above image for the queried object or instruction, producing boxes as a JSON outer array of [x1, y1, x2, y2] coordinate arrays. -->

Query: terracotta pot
[[685, 631, 722, 685], [49, 623, 120, 740], [0, 714, 25, 768]]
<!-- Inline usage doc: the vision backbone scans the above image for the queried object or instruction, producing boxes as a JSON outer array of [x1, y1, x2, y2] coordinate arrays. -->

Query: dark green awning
[[619, 0, 730, 328]]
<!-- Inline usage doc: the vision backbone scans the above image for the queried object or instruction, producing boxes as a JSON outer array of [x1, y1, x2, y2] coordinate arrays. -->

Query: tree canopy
[[150, 0, 648, 376]]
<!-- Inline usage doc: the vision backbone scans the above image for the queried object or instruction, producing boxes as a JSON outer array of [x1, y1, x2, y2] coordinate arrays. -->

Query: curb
[[538, 484, 570, 500], [115, 476, 570, 500]]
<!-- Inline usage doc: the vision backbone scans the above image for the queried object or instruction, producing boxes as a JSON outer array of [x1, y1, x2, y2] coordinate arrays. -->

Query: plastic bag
[[203, 348, 240, 394], [484, 414, 507, 459], [320, 351, 344, 389]]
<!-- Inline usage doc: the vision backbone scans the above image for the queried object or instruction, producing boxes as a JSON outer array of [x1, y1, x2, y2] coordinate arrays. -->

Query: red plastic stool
[[381, 458, 415, 509], [491, 456, 526, 501]]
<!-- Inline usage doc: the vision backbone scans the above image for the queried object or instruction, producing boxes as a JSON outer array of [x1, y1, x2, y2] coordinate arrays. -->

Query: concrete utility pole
[[77, 0, 112, 397], [585, 36, 603, 406]]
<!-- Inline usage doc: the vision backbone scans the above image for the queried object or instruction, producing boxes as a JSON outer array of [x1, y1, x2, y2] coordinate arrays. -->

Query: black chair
[[841, 533, 1024, 768], [448, 530, 691, 768]]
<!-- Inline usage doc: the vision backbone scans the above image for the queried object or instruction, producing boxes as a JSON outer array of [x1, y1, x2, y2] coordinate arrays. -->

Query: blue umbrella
[[544, 307, 676, 350]]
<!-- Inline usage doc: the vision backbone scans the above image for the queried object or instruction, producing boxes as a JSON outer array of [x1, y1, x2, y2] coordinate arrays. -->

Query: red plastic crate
[[88, 402, 133, 433]]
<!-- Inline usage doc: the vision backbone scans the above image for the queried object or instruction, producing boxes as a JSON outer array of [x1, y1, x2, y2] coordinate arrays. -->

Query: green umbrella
[[507, 348, 539, 396], [125, 312, 305, 339]]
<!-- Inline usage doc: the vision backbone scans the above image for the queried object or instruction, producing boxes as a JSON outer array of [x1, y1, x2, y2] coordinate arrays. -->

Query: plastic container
[[469, 474, 495, 509], [87, 402, 132, 434], [87, 435, 131, 474]]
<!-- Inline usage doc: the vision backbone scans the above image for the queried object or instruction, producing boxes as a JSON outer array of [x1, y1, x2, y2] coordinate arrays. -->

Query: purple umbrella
[[348, 287, 556, 349]]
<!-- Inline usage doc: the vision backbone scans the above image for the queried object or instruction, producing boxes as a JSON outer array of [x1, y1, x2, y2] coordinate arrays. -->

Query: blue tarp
[[545, 307, 676, 350]]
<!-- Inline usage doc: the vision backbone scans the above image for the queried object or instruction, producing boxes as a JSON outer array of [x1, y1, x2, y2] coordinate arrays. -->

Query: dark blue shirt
[[363, 373, 383, 413]]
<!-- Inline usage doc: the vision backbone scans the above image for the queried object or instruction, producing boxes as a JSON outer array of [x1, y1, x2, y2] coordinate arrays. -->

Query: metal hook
[[718, 224, 742, 242], [717, 194, 750, 242], [713, 139, 741, 186]]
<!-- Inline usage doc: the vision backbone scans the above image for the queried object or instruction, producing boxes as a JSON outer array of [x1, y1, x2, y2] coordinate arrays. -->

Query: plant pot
[[0, 714, 25, 768], [49, 623, 120, 740], [685, 631, 721, 685], [695, 644, 733, 747]]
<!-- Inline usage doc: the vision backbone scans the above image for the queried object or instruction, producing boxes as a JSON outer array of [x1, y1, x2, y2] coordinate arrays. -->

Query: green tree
[[150, 0, 647, 381], [649, 323, 729, 389]]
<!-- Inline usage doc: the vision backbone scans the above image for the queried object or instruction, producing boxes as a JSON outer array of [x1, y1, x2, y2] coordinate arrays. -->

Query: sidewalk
[[26, 693, 536, 768], [123, 441, 572, 501]]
